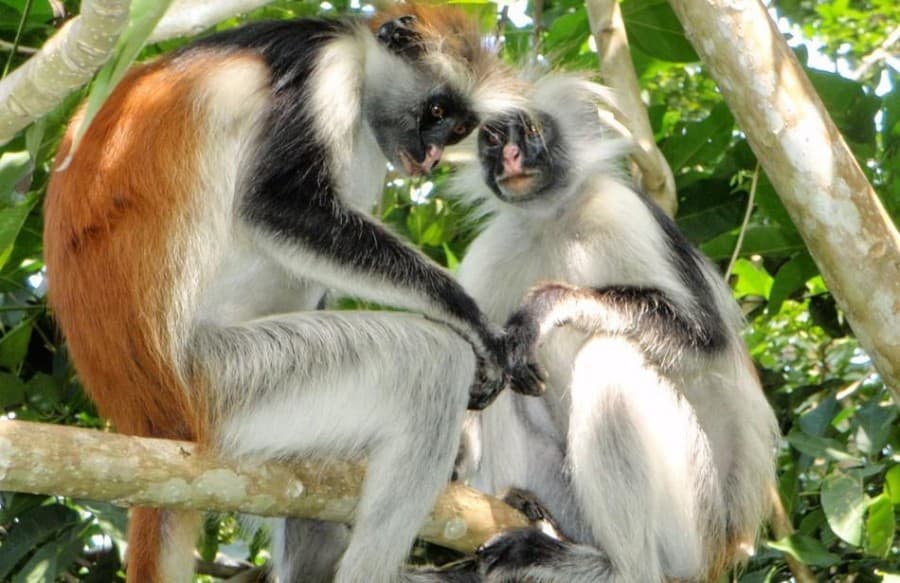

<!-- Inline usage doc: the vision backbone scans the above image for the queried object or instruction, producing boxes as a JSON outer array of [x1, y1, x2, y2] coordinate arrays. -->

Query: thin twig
[[0, 39, 38, 55], [2, 0, 34, 78], [726, 163, 760, 279]]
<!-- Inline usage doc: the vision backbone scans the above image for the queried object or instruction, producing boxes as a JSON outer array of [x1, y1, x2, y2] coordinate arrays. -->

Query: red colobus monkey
[[44, 6, 540, 582], [453, 76, 780, 582]]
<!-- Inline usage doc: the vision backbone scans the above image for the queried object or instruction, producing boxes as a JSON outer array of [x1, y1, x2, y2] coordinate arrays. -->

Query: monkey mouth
[[497, 172, 538, 196], [399, 148, 442, 177]]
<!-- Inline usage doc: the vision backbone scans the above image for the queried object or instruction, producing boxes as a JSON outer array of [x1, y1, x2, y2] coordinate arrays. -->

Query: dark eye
[[452, 123, 469, 136], [430, 104, 445, 119], [484, 131, 501, 146], [526, 124, 541, 138]]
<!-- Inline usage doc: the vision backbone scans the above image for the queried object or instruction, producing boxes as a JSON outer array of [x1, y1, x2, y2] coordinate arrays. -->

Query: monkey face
[[366, 84, 478, 177], [478, 111, 569, 203]]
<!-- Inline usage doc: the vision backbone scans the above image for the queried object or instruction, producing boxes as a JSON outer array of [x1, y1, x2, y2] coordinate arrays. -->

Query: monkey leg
[[190, 311, 475, 583], [566, 336, 719, 581]]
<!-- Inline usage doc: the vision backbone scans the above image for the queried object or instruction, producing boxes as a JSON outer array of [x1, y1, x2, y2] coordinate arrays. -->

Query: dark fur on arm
[[505, 281, 728, 377]]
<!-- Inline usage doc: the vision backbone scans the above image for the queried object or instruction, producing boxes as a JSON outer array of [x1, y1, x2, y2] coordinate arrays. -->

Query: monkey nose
[[502, 144, 523, 175]]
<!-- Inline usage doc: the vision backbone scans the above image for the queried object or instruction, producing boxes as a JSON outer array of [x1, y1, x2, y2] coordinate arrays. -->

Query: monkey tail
[[126, 508, 201, 583]]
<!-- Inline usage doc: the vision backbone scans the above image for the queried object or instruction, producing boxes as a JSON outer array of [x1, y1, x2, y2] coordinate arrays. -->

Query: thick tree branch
[[0, 420, 528, 553], [0, 0, 130, 144], [0, 0, 280, 145], [150, 0, 277, 42], [585, 0, 678, 216], [667, 0, 900, 402]]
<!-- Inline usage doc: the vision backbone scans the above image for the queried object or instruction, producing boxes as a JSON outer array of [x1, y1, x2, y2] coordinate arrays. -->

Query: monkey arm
[[504, 281, 728, 374]]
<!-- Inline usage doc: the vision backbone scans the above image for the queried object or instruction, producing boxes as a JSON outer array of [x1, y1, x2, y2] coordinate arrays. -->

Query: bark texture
[[667, 0, 900, 400], [0, 0, 130, 144], [0, 420, 527, 553], [586, 0, 678, 216]]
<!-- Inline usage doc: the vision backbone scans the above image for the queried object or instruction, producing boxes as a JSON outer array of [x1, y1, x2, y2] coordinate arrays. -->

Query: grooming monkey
[[453, 76, 780, 582], [44, 6, 541, 582]]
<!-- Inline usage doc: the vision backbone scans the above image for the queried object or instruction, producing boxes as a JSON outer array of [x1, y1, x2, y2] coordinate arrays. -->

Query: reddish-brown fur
[[45, 6, 487, 581], [44, 54, 231, 582]]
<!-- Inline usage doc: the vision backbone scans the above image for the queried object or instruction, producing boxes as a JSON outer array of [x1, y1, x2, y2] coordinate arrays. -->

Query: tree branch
[[666, 0, 900, 402], [0, 420, 528, 553], [0, 0, 131, 144], [585, 0, 678, 217], [149, 0, 277, 42], [0, 0, 281, 145]]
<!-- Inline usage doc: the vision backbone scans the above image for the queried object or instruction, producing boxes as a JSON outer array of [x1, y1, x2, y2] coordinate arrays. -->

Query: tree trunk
[[0, 420, 527, 553], [667, 0, 900, 402]]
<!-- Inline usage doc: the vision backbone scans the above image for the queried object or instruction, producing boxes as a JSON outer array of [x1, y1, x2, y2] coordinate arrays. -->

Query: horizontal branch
[[0, 420, 527, 553]]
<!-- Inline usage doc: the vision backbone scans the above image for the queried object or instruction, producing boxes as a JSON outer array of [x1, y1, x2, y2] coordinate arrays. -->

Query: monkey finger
[[510, 362, 546, 396]]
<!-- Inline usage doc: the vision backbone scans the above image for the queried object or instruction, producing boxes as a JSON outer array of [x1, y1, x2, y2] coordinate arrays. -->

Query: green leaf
[[542, 8, 590, 64], [768, 253, 818, 314], [12, 523, 85, 583], [797, 395, 838, 437], [785, 428, 861, 463], [730, 258, 772, 300], [854, 401, 896, 456], [0, 504, 81, 581], [885, 465, 900, 505], [767, 533, 841, 567], [621, 0, 698, 62], [701, 224, 805, 261], [675, 183, 746, 244], [821, 471, 865, 546], [0, 317, 32, 371], [0, 150, 32, 203], [865, 494, 894, 557], [0, 370, 25, 407], [0, 197, 36, 270], [661, 102, 734, 173], [71, 0, 176, 154]]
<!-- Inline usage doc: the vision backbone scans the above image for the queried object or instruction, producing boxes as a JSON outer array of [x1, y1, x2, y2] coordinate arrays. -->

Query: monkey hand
[[467, 353, 507, 410], [502, 313, 547, 398]]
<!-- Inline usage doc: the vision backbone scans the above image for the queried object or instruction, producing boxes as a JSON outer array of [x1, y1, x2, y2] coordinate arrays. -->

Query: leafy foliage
[[0, 0, 897, 581]]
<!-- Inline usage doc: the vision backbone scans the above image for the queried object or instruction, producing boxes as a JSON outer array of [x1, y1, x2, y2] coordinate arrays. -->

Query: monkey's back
[[44, 54, 234, 440]]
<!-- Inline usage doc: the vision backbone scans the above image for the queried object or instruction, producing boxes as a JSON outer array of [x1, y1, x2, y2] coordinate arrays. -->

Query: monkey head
[[367, 5, 513, 177], [477, 110, 569, 203]]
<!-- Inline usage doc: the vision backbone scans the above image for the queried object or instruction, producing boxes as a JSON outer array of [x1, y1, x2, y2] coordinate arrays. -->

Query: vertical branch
[[585, 0, 678, 216], [666, 0, 900, 402]]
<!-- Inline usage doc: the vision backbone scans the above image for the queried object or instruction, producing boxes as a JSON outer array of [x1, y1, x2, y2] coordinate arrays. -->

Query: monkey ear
[[375, 15, 423, 60]]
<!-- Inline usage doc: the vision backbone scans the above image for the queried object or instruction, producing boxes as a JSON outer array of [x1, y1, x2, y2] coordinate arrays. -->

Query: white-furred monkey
[[43, 5, 542, 583], [452, 76, 781, 582]]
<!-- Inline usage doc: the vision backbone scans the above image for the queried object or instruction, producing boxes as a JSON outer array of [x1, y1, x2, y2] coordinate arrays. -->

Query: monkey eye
[[526, 124, 541, 138], [452, 123, 469, 136], [484, 131, 501, 146], [430, 104, 445, 119]]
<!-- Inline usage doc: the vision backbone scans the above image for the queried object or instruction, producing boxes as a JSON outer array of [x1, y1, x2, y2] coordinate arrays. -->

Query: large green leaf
[[621, 0, 698, 62], [701, 224, 805, 261], [785, 428, 861, 463], [821, 471, 865, 546], [0, 197, 35, 270], [675, 182, 746, 245], [767, 533, 841, 567], [0, 504, 81, 581], [70, 0, 175, 153], [661, 102, 734, 174], [768, 252, 818, 313], [730, 258, 773, 300], [865, 494, 895, 558]]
